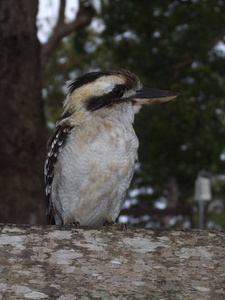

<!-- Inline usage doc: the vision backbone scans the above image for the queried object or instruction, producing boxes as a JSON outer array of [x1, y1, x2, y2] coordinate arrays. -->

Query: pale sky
[[37, 0, 101, 43], [37, 0, 79, 43]]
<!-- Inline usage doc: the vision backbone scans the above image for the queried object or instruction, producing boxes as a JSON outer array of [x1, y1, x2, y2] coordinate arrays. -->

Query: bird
[[44, 70, 178, 227]]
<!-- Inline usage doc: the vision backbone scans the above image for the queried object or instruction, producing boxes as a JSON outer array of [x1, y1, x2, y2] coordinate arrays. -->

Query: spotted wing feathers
[[44, 124, 73, 224]]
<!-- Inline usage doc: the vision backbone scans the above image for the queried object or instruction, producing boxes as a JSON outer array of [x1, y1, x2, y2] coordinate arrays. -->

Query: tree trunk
[[0, 1, 47, 224], [0, 224, 224, 299]]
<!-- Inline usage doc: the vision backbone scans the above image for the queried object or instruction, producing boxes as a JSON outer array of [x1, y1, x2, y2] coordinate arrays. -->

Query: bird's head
[[61, 70, 178, 123]]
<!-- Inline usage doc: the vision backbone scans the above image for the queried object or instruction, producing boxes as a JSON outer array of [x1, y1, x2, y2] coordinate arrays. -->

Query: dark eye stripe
[[86, 94, 115, 112], [86, 85, 126, 112]]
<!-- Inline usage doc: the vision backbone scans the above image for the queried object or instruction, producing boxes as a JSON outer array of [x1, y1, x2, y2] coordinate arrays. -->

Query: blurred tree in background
[[0, 0, 93, 224], [0, 1, 47, 224], [43, 0, 225, 228], [1, 0, 224, 227]]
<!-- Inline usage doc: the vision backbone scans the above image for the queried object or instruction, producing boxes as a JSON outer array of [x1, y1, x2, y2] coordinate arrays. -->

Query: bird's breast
[[54, 116, 139, 226], [74, 117, 139, 164]]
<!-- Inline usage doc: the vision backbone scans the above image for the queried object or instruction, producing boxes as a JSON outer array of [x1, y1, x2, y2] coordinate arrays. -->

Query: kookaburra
[[44, 70, 178, 226]]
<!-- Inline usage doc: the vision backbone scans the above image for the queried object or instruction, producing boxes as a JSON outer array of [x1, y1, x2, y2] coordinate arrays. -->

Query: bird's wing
[[44, 123, 73, 224]]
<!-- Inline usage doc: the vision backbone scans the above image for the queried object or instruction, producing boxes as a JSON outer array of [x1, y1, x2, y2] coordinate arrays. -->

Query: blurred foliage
[[42, 0, 225, 228]]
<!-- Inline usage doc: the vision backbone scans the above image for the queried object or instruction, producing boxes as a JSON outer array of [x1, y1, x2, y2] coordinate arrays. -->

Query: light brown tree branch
[[1, 224, 225, 298], [40, 0, 93, 69]]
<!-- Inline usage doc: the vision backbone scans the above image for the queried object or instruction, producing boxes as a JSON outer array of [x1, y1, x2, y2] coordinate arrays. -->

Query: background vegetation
[[1, 0, 225, 228], [43, 0, 225, 228]]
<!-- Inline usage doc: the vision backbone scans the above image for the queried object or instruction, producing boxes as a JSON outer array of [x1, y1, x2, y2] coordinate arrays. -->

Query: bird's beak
[[132, 87, 179, 105]]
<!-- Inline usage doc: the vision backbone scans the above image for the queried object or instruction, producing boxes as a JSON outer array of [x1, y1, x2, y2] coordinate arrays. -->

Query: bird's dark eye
[[112, 85, 124, 97]]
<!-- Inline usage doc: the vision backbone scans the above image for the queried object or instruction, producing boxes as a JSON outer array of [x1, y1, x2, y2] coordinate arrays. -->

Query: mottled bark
[[0, 1, 47, 224], [0, 225, 224, 299]]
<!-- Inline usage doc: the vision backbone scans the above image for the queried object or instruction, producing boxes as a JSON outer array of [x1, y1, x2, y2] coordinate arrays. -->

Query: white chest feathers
[[51, 108, 139, 226]]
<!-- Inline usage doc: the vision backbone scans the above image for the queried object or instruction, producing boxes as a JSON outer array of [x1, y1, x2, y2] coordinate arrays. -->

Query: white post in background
[[195, 176, 212, 229]]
